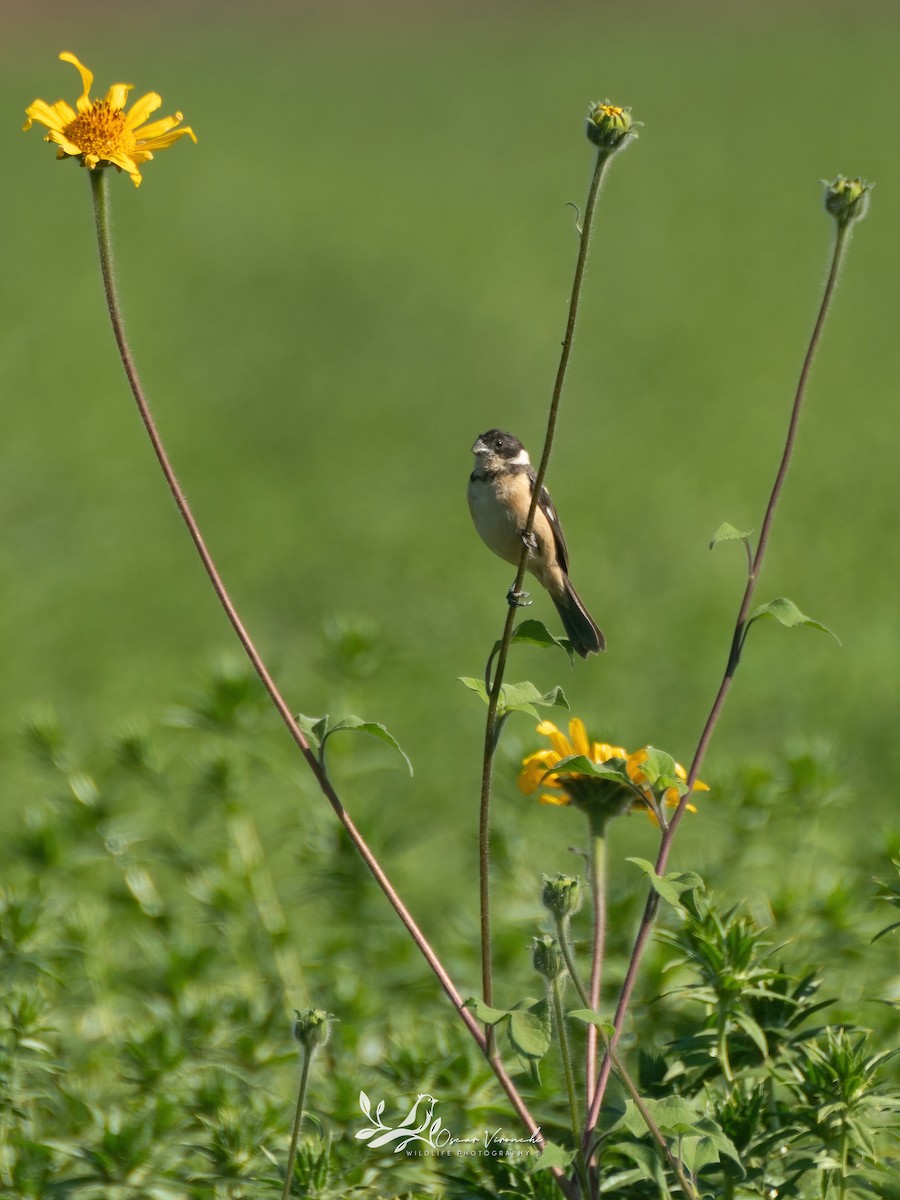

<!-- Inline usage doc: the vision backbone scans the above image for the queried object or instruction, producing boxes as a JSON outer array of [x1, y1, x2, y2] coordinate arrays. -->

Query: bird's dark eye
[[494, 438, 503, 449]]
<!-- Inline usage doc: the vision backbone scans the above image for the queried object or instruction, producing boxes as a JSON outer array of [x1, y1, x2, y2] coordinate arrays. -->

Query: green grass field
[[2, 4, 899, 1195]]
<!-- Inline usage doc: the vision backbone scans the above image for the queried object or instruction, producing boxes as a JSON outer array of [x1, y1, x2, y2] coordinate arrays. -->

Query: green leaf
[[622, 1095, 701, 1138], [530, 1140, 574, 1173], [627, 858, 704, 909], [733, 1011, 769, 1057], [457, 677, 568, 719], [710, 521, 754, 550], [295, 712, 328, 749], [458, 677, 488, 705], [747, 597, 840, 644], [509, 619, 575, 663], [320, 716, 413, 776], [507, 1003, 552, 1061], [464, 997, 513, 1025], [633, 746, 679, 787], [568, 1009, 616, 1037], [550, 754, 628, 782], [499, 681, 569, 718]]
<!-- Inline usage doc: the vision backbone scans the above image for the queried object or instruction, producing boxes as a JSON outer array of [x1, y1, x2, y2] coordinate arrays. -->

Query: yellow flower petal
[[124, 90, 162, 130], [593, 741, 627, 763], [137, 125, 197, 151], [536, 720, 574, 759], [517, 750, 559, 795], [539, 793, 571, 807], [105, 83, 135, 112], [59, 51, 93, 103], [568, 718, 590, 757]]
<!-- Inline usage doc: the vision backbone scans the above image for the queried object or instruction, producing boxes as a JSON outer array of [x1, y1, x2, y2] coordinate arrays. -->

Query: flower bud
[[532, 934, 565, 980], [824, 176, 872, 227], [292, 1008, 332, 1053], [541, 873, 583, 921], [585, 101, 634, 152]]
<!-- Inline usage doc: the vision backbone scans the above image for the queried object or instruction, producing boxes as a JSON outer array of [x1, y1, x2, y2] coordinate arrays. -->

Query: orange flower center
[[64, 101, 135, 158]]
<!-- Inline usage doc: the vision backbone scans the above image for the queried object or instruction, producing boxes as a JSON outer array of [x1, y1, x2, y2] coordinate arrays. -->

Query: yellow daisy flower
[[24, 52, 196, 187], [517, 719, 708, 826]]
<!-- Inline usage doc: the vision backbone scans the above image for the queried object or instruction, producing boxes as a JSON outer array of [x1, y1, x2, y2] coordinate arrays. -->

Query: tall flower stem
[[550, 973, 592, 1199], [281, 1044, 313, 1200], [87, 169, 548, 1158], [584, 212, 859, 1141], [478, 148, 613, 1027], [584, 824, 606, 1112], [554, 913, 695, 1198]]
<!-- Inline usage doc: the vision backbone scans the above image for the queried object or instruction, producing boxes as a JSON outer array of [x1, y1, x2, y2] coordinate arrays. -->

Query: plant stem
[[281, 1047, 313, 1200], [87, 169, 549, 1163], [585, 826, 606, 1112], [551, 974, 592, 1199], [583, 214, 857, 1141], [478, 147, 613, 1027], [555, 916, 689, 1195]]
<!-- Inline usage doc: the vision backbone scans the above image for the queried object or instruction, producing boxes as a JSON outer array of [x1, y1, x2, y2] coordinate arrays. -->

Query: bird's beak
[[471, 437, 487, 455]]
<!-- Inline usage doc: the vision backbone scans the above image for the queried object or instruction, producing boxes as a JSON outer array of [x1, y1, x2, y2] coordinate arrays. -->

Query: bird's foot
[[521, 530, 538, 553], [507, 585, 532, 608]]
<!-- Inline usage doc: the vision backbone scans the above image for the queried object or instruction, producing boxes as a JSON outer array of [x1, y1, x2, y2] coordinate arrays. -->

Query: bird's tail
[[554, 578, 605, 658]]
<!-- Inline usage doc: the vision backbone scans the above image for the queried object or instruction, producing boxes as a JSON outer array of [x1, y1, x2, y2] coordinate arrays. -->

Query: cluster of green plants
[[1, 661, 897, 1198]]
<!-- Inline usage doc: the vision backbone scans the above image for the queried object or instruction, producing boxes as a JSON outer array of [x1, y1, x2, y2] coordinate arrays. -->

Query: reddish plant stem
[[88, 168, 552, 1159], [583, 217, 854, 1143]]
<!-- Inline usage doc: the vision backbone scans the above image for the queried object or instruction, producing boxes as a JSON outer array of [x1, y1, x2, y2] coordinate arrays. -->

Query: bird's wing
[[528, 469, 569, 574]]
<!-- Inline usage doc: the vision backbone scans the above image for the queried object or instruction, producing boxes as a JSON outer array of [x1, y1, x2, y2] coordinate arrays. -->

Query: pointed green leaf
[[627, 858, 704, 909], [530, 1140, 574, 1173], [501, 681, 569, 717], [747, 597, 840, 644], [710, 521, 754, 550], [568, 1009, 616, 1036], [508, 619, 575, 663], [320, 716, 413, 775], [733, 1011, 769, 1057], [458, 677, 489, 704], [295, 712, 328, 749], [550, 754, 629, 783], [690, 1118, 745, 1170], [622, 1096, 701, 1138], [464, 997, 513, 1025]]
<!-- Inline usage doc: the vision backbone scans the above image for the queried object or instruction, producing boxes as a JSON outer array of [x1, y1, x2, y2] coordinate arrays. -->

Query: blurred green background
[[3, 0, 899, 916]]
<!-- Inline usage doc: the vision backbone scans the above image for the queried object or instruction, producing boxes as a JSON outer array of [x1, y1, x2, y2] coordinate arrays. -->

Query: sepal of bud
[[586, 100, 635, 152], [541, 873, 583, 921], [292, 1008, 332, 1053], [532, 934, 565, 980], [824, 176, 872, 227]]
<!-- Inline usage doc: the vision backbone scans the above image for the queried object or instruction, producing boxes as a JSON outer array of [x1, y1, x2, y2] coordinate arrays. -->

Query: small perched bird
[[467, 430, 605, 657]]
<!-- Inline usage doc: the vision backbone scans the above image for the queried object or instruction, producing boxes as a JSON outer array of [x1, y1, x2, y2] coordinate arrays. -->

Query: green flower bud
[[585, 100, 634, 152], [541, 873, 583, 921], [292, 1008, 332, 1053], [824, 176, 872, 228], [532, 934, 565, 980]]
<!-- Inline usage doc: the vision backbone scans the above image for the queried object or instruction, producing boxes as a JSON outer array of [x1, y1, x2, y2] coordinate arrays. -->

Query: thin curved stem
[[478, 147, 614, 1023], [583, 216, 857, 1140], [86, 168, 550, 1157]]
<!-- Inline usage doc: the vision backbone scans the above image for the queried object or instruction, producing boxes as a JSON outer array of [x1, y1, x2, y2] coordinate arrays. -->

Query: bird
[[467, 429, 605, 657]]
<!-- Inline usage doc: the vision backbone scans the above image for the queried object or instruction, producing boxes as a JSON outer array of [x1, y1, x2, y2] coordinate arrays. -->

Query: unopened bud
[[586, 100, 634, 152], [824, 176, 872, 227], [292, 1008, 331, 1053], [541, 874, 583, 921], [532, 934, 565, 980]]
